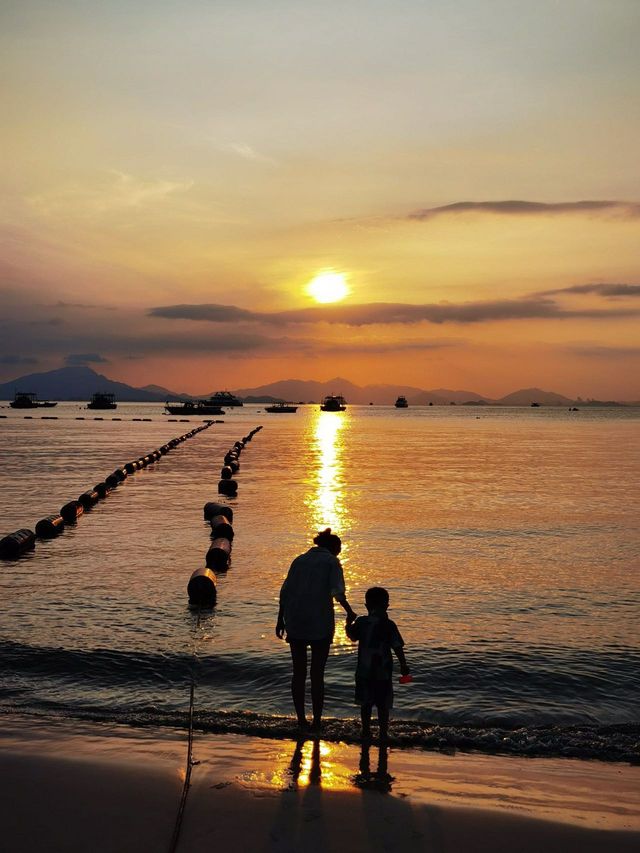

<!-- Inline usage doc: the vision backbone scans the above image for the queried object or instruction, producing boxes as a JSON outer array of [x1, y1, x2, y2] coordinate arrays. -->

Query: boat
[[87, 392, 117, 410], [265, 401, 298, 413], [320, 394, 347, 412], [395, 396, 409, 408], [10, 392, 57, 409], [164, 399, 224, 415], [206, 391, 243, 407]]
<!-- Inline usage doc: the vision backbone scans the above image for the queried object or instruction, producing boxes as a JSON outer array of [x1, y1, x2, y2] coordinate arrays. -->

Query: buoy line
[[0, 423, 215, 559]]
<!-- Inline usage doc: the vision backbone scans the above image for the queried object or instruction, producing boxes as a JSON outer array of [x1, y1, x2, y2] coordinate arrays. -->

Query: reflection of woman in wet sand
[[276, 529, 356, 731]]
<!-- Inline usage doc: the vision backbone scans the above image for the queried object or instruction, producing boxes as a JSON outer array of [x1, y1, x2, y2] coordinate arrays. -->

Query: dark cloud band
[[408, 200, 640, 220]]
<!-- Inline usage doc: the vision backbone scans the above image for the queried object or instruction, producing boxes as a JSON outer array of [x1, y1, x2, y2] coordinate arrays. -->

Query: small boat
[[320, 394, 347, 412], [10, 392, 57, 409], [87, 392, 117, 410], [395, 396, 409, 408], [265, 401, 298, 413], [165, 399, 224, 415], [207, 391, 243, 407]]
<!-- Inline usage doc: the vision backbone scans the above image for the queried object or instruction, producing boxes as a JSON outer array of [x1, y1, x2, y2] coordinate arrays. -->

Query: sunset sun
[[306, 271, 349, 303]]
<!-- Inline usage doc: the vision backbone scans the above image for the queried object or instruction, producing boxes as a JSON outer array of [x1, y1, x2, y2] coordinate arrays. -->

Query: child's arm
[[394, 646, 410, 676]]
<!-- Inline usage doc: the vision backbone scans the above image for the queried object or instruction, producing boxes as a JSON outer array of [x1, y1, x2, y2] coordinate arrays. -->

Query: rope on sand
[[166, 611, 201, 853]]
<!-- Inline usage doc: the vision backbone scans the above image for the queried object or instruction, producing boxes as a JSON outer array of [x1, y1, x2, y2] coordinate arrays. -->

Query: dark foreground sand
[[1, 715, 638, 853]]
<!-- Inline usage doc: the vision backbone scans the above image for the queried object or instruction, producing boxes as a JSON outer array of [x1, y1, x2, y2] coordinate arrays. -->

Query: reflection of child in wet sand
[[346, 586, 410, 742]]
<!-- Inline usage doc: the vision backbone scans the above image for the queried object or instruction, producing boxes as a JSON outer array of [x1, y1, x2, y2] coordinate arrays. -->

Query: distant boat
[[10, 391, 57, 409], [165, 399, 224, 415], [395, 396, 409, 408], [265, 401, 298, 413], [207, 391, 243, 407], [320, 394, 347, 412], [87, 392, 117, 410], [530, 402, 540, 407]]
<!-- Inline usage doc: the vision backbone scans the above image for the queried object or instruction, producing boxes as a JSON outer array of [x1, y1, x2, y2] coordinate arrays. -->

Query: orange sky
[[1, 1, 639, 398]]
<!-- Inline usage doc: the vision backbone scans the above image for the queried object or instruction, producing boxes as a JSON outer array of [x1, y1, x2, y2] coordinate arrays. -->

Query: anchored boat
[[265, 401, 298, 413], [320, 394, 347, 412], [207, 391, 243, 407], [87, 392, 117, 410], [165, 399, 225, 415], [10, 392, 57, 409], [395, 395, 409, 408]]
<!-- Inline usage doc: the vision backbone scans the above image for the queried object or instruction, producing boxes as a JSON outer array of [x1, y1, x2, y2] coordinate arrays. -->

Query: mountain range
[[0, 365, 631, 406]]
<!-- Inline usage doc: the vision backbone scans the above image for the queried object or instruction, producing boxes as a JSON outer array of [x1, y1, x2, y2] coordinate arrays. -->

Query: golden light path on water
[[304, 408, 353, 649]]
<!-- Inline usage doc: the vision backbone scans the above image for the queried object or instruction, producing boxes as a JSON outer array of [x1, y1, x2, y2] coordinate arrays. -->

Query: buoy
[[60, 501, 84, 523], [113, 468, 127, 481], [78, 489, 100, 509], [220, 465, 233, 480], [203, 502, 233, 522], [0, 528, 36, 557], [35, 515, 65, 538], [210, 515, 234, 541], [105, 473, 120, 489], [227, 459, 240, 473], [187, 568, 217, 607], [125, 462, 138, 474], [93, 482, 110, 499], [206, 538, 232, 571], [218, 479, 238, 496]]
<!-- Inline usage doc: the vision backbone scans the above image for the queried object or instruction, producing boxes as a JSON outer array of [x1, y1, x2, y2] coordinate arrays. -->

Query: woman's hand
[[275, 615, 285, 639]]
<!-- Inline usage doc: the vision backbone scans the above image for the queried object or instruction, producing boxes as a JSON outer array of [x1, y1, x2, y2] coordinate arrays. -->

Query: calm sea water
[[1, 403, 639, 760]]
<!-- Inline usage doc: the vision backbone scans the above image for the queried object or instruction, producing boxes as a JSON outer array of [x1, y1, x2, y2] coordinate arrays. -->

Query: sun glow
[[306, 271, 349, 303]]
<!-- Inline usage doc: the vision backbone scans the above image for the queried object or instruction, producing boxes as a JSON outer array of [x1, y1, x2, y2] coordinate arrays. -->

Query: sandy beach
[[1, 715, 638, 853]]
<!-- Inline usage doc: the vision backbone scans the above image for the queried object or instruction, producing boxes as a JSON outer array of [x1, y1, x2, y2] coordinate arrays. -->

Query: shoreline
[[1, 714, 638, 852]]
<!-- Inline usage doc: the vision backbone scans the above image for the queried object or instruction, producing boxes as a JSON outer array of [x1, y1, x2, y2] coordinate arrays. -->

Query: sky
[[1, 0, 639, 398]]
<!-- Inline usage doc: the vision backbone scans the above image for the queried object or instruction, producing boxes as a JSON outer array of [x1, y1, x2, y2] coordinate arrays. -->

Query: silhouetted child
[[346, 586, 410, 742]]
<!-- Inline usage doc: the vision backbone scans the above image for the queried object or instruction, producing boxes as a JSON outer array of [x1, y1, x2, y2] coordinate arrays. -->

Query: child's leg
[[361, 704, 373, 740], [378, 706, 389, 743]]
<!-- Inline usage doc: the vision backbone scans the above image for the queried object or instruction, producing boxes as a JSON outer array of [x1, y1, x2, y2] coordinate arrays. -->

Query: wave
[[1, 704, 637, 765]]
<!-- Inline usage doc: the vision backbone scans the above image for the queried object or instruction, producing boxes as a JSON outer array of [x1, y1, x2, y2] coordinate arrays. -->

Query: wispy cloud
[[149, 304, 257, 322], [223, 142, 276, 165], [0, 355, 38, 365], [149, 296, 640, 327], [65, 353, 109, 365], [565, 344, 640, 358], [538, 283, 640, 298], [28, 171, 194, 217], [407, 200, 640, 221]]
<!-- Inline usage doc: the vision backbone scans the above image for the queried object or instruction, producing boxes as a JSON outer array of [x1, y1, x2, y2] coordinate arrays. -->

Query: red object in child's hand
[[399, 674, 413, 684]]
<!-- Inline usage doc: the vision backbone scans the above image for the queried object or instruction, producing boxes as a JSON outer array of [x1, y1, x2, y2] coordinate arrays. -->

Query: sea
[[1, 402, 639, 762]]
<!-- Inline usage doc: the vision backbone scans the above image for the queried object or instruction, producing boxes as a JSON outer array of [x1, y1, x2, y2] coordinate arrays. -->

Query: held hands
[[346, 610, 357, 626]]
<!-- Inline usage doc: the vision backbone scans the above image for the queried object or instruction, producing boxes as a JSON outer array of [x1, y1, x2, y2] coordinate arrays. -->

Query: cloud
[[149, 297, 640, 327], [28, 171, 194, 217], [223, 142, 276, 165], [566, 344, 640, 358], [54, 301, 118, 311], [149, 304, 258, 322], [539, 283, 640, 298], [0, 355, 38, 365], [408, 200, 640, 221], [65, 353, 109, 365]]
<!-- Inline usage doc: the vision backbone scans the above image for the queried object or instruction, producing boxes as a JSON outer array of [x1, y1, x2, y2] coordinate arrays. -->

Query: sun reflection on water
[[304, 409, 354, 649], [306, 410, 348, 533]]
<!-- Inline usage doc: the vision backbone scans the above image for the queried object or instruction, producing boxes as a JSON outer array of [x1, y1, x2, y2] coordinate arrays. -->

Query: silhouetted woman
[[276, 528, 356, 731]]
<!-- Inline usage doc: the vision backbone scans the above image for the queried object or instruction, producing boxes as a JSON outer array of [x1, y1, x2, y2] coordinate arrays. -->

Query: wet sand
[[1, 716, 638, 853]]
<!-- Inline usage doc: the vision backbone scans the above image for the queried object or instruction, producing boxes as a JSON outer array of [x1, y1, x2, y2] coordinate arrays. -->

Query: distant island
[[0, 365, 635, 407]]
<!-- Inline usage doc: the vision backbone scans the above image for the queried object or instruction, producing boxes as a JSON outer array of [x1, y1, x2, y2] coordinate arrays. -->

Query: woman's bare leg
[[309, 641, 330, 729], [289, 641, 308, 726]]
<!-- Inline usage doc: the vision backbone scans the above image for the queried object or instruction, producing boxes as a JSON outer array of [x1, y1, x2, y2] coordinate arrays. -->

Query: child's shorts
[[355, 677, 394, 709]]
